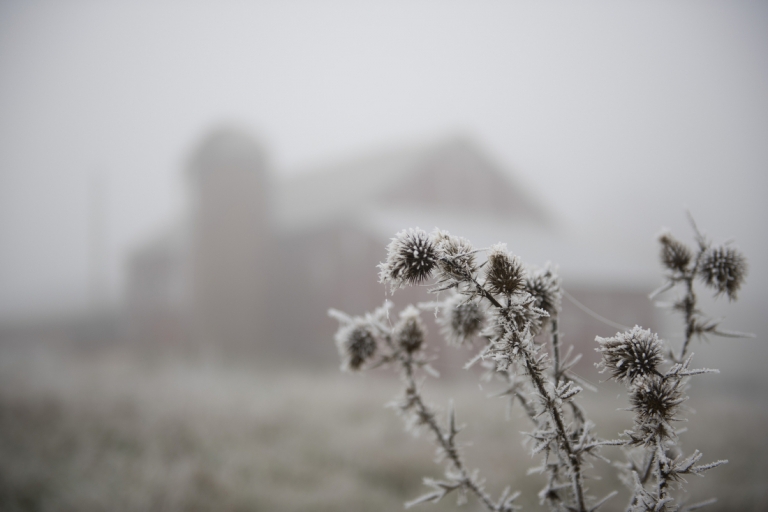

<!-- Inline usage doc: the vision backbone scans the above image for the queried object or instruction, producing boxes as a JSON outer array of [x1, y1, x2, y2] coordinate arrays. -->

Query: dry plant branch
[[330, 219, 750, 512]]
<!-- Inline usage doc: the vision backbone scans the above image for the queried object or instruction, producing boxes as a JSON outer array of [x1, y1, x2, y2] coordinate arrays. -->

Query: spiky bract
[[335, 320, 377, 371], [698, 245, 747, 300], [485, 244, 525, 297], [433, 229, 477, 284], [596, 326, 663, 384], [439, 294, 485, 346], [379, 228, 438, 291], [658, 231, 692, 274], [395, 305, 426, 353], [524, 267, 562, 318]]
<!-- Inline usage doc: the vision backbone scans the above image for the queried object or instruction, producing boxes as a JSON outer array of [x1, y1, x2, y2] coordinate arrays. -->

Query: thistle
[[651, 218, 752, 360], [609, 216, 749, 511], [379, 228, 438, 291], [698, 245, 747, 300], [524, 266, 562, 319], [658, 231, 692, 274], [395, 305, 426, 353], [333, 318, 378, 372], [433, 229, 478, 286], [330, 217, 749, 512], [438, 293, 486, 346], [629, 374, 685, 432], [596, 326, 663, 384], [484, 243, 525, 297]]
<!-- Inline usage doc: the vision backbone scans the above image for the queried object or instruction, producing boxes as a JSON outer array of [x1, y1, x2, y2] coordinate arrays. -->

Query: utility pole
[[89, 169, 107, 315]]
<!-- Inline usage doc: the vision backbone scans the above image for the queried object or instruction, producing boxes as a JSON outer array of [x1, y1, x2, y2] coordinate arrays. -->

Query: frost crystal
[[596, 326, 663, 384], [379, 228, 438, 292], [335, 320, 377, 371], [699, 245, 747, 300], [484, 244, 525, 297]]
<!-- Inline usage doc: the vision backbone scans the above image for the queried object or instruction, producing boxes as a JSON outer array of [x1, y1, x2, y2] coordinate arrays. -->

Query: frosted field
[[0, 342, 766, 512]]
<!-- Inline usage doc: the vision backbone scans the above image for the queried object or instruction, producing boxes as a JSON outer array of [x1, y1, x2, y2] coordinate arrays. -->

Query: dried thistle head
[[379, 228, 438, 292], [485, 244, 525, 297], [698, 245, 747, 300], [524, 266, 562, 318], [335, 320, 377, 371], [395, 305, 426, 353], [438, 294, 486, 346], [433, 229, 477, 284], [658, 230, 692, 274], [596, 326, 664, 383], [629, 375, 685, 429]]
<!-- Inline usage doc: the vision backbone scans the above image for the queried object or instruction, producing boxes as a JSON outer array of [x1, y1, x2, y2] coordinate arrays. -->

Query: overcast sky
[[1, 1, 767, 319]]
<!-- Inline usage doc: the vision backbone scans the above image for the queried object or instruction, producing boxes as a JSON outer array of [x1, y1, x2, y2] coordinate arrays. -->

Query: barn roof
[[273, 135, 655, 287], [274, 135, 551, 232]]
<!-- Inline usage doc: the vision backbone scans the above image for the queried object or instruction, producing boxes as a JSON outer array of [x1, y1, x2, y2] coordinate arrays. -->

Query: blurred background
[[1, 1, 767, 510]]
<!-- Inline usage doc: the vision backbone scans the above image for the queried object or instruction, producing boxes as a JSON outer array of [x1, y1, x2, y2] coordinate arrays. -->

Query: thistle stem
[[472, 278, 587, 512], [551, 316, 562, 386], [477, 278, 587, 512], [679, 239, 706, 361], [679, 275, 697, 362], [401, 354, 498, 511], [523, 350, 587, 512]]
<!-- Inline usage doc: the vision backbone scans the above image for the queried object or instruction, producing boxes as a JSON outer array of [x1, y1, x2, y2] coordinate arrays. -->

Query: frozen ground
[[0, 340, 766, 512]]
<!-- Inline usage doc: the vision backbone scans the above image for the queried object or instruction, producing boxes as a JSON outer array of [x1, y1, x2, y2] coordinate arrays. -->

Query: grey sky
[[1, 1, 767, 318]]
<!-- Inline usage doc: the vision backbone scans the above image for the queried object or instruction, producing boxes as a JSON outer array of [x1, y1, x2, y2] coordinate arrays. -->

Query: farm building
[[125, 126, 657, 365]]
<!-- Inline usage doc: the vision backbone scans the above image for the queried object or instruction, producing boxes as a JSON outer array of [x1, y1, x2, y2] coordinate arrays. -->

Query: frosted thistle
[[395, 305, 426, 353], [438, 294, 486, 346], [629, 375, 685, 436], [484, 243, 525, 297], [331, 220, 749, 512], [596, 326, 663, 384], [335, 320, 378, 371], [378, 228, 438, 292], [698, 245, 747, 300], [433, 229, 477, 285], [524, 266, 562, 318], [658, 231, 692, 274]]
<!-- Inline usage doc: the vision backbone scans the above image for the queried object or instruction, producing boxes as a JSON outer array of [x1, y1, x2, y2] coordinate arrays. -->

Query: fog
[[1, 2, 768, 511], [2, 1, 767, 316]]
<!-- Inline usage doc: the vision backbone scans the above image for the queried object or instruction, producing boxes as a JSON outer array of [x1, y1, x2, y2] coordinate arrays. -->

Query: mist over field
[[1, 2, 767, 511]]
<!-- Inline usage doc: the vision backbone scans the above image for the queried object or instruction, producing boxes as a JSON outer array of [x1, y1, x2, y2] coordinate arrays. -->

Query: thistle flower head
[[658, 230, 692, 273], [524, 266, 562, 318], [378, 228, 438, 292], [596, 326, 664, 383], [698, 245, 747, 300], [432, 229, 477, 284], [438, 294, 486, 346], [395, 305, 426, 353], [334, 320, 378, 372], [485, 244, 525, 297], [630, 375, 685, 427]]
